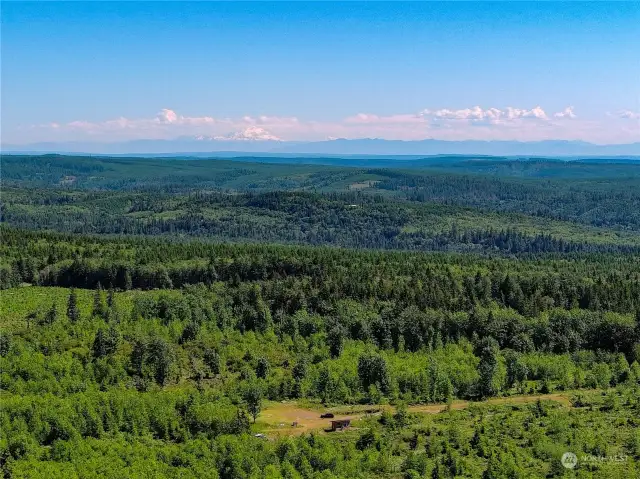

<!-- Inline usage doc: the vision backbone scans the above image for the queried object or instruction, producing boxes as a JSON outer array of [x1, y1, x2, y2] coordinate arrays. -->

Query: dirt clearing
[[257, 393, 571, 437]]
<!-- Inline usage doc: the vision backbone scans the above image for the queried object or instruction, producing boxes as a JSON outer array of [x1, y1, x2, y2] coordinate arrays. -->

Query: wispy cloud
[[613, 110, 640, 120], [553, 106, 576, 119], [21, 105, 639, 144], [420, 106, 549, 122]]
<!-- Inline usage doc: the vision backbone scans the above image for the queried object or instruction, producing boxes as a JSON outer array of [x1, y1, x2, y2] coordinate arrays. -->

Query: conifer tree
[[92, 283, 106, 319], [66, 288, 80, 323], [44, 303, 57, 325]]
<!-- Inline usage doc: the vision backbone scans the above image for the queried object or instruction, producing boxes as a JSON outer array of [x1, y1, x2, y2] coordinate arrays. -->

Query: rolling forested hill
[[1, 154, 639, 478], [2, 154, 640, 254]]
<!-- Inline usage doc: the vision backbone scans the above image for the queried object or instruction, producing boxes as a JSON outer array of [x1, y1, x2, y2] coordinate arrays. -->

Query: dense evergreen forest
[[4, 187, 640, 254], [3, 154, 640, 232], [1, 155, 639, 478]]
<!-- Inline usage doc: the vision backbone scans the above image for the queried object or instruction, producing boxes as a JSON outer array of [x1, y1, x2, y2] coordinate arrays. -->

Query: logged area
[[257, 393, 572, 437], [1, 155, 639, 478]]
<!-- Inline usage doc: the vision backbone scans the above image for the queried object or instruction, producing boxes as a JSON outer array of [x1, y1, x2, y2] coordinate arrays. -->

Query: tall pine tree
[[66, 288, 80, 323]]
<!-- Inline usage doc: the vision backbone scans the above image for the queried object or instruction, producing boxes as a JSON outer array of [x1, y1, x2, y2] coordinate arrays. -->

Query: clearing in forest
[[256, 393, 571, 437]]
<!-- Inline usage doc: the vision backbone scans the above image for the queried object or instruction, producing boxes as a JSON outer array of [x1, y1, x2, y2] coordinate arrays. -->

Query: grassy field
[[252, 391, 639, 478], [254, 393, 573, 437]]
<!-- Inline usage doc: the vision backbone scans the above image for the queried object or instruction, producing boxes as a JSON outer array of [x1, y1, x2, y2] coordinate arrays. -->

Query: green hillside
[[2, 155, 639, 478]]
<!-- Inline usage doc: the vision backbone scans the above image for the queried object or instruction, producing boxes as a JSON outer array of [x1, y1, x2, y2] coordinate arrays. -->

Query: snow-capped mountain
[[195, 127, 282, 142]]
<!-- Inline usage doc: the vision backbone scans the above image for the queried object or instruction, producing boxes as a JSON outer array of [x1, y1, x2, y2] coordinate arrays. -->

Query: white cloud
[[22, 105, 639, 144], [157, 109, 178, 124], [553, 106, 576, 119], [344, 113, 379, 123], [67, 120, 95, 130], [157, 108, 216, 126], [257, 116, 300, 126], [508, 106, 548, 120], [344, 113, 423, 125], [422, 106, 501, 121], [419, 106, 550, 123], [615, 110, 640, 120]]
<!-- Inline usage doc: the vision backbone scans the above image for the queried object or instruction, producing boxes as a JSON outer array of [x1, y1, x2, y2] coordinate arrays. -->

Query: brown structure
[[330, 419, 351, 431]]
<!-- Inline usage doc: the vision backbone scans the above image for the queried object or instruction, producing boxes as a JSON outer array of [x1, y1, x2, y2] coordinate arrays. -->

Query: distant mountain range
[[275, 139, 640, 157], [3, 137, 640, 157]]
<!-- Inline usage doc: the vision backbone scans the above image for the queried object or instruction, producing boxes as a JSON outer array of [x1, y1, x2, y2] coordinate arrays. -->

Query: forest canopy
[[1, 155, 639, 478]]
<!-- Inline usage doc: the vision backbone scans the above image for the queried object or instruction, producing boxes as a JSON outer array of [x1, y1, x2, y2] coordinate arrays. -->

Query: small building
[[330, 419, 351, 431]]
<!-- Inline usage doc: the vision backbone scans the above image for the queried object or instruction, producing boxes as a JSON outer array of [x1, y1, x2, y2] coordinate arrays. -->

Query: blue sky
[[2, 1, 639, 144]]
